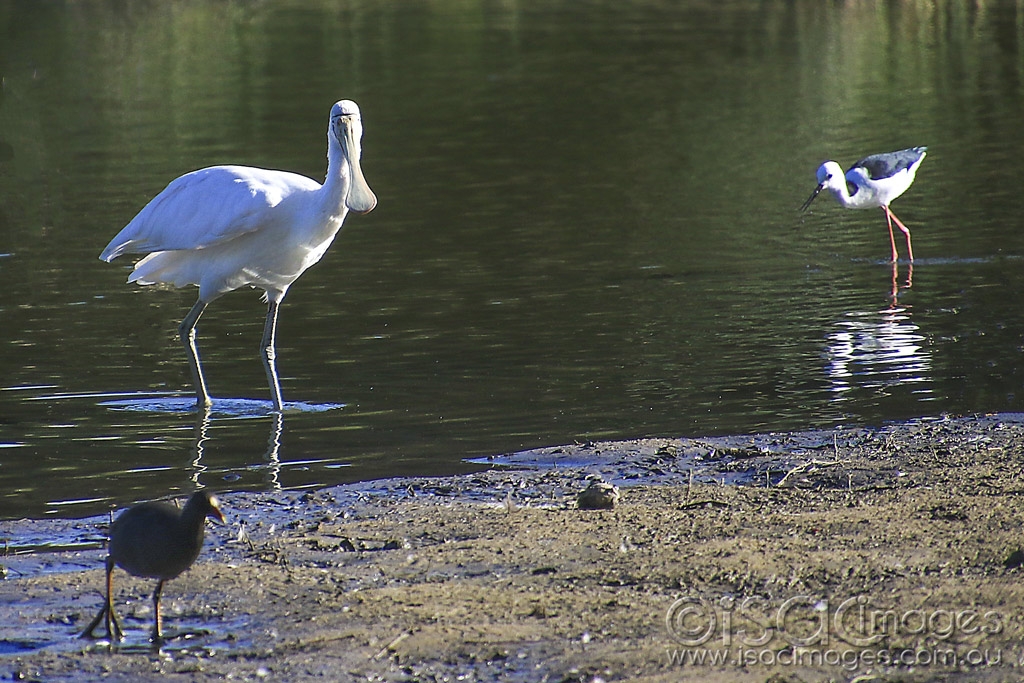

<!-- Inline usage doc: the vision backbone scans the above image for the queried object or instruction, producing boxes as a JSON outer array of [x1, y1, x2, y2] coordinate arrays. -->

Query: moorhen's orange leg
[[80, 556, 124, 641], [151, 579, 166, 642]]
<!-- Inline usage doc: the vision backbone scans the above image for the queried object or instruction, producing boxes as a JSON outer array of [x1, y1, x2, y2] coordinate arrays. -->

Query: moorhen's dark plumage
[[81, 490, 225, 642]]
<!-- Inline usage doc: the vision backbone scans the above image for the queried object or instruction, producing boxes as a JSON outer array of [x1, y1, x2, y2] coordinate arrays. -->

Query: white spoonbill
[[800, 146, 926, 263], [100, 100, 377, 411]]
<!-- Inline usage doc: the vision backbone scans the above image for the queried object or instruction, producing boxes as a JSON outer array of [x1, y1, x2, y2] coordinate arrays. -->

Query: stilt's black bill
[[800, 184, 824, 212]]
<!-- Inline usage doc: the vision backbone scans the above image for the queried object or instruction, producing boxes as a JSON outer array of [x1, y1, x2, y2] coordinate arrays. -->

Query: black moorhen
[[81, 490, 225, 642]]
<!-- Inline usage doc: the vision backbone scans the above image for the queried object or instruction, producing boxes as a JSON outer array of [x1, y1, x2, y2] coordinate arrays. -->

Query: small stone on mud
[[576, 480, 620, 510], [1004, 548, 1024, 570]]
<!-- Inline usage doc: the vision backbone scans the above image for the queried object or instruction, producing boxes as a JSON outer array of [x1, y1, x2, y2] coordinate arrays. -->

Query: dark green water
[[3, 0, 1024, 518]]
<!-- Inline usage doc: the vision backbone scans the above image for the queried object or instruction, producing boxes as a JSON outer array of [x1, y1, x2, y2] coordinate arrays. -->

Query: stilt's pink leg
[[882, 207, 899, 263], [885, 206, 914, 262]]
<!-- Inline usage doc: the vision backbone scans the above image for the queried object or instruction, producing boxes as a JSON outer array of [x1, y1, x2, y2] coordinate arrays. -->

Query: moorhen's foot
[[80, 604, 124, 641]]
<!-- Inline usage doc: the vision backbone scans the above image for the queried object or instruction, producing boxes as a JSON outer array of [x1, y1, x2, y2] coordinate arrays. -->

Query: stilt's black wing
[[850, 147, 927, 181]]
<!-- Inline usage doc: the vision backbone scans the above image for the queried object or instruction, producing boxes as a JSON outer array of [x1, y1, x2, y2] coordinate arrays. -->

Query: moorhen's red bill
[[81, 490, 225, 642]]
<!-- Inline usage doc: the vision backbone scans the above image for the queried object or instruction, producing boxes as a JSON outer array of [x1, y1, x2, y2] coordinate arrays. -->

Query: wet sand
[[3, 414, 1024, 681]]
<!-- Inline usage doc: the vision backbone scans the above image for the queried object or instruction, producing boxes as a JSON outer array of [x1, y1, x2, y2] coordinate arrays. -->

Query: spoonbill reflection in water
[[801, 147, 926, 263], [100, 100, 376, 412]]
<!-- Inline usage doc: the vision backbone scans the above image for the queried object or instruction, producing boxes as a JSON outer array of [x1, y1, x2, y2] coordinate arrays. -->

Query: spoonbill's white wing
[[100, 165, 321, 262]]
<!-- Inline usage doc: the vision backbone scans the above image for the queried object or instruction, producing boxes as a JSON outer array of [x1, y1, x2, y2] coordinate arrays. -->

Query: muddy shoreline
[[3, 414, 1024, 681]]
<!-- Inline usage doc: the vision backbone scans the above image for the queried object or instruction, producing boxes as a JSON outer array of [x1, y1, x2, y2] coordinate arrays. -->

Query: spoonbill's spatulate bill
[[100, 100, 376, 412], [800, 147, 927, 263], [80, 491, 225, 643]]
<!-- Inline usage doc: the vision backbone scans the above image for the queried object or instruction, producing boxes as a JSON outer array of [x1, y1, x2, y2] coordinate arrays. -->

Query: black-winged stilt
[[801, 146, 927, 263]]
